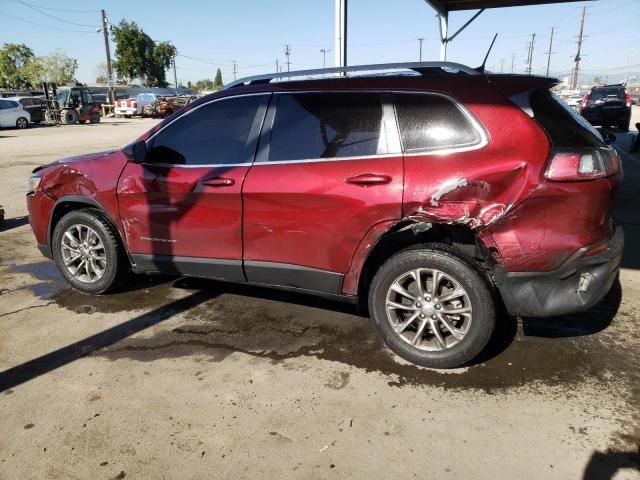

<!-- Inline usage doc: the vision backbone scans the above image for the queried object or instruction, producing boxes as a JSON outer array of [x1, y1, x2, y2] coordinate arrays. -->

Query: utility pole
[[417, 38, 424, 62], [284, 45, 291, 73], [545, 26, 555, 77], [320, 49, 330, 68], [500, 58, 505, 73], [100, 9, 114, 104], [275, 58, 279, 73], [511, 52, 515, 73], [571, 7, 587, 90], [172, 55, 178, 94], [526, 33, 536, 75], [232, 61, 238, 81]]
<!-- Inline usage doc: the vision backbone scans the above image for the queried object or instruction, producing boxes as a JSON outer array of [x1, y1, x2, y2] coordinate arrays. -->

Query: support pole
[[335, 0, 347, 68], [438, 12, 448, 61], [100, 9, 114, 104]]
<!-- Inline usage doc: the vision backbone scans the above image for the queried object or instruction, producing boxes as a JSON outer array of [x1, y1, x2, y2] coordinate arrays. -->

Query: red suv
[[27, 62, 623, 368]]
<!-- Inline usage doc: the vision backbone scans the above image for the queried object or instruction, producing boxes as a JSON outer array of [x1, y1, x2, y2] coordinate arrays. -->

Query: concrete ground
[[1, 112, 639, 480]]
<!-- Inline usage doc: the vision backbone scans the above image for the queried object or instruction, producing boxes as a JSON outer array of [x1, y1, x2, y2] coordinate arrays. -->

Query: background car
[[114, 96, 138, 117], [565, 94, 583, 111], [0, 98, 31, 128], [580, 84, 632, 131], [7, 96, 44, 123], [135, 93, 159, 114]]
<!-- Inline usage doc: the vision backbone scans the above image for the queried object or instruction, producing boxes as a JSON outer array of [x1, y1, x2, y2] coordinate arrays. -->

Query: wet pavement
[[0, 117, 639, 479]]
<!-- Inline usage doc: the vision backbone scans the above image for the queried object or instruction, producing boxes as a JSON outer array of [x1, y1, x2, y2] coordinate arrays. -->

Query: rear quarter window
[[394, 93, 484, 152], [529, 90, 604, 148]]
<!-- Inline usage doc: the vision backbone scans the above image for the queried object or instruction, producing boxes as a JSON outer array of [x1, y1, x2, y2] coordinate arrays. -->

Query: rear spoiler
[[487, 74, 558, 98]]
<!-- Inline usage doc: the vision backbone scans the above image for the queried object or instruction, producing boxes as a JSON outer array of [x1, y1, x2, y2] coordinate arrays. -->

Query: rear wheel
[[52, 209, 130, 294], [60, 109, 78, 125], [368, 246, 495, 369], [15, 117, 28, 129], [90, 112, 101, 123]]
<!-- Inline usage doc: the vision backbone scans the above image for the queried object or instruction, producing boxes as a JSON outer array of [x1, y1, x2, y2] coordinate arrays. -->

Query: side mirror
[[132, 140, 148, 163]]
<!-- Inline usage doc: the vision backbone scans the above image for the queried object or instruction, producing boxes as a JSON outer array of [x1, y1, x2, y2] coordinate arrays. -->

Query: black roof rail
[[225, 61, 479, 89]]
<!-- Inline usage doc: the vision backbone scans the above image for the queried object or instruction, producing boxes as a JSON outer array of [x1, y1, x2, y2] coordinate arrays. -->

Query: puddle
[[94, 278, 637, 395], [12, 261, 179, 314]]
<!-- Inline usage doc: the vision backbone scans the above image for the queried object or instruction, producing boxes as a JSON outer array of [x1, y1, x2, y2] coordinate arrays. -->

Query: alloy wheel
[[385, 268, 472, 351], [60, 224, 107, 283]]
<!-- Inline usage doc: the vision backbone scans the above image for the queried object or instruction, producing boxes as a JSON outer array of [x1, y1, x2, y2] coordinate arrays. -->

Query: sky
[[0, 0, 638, 86]]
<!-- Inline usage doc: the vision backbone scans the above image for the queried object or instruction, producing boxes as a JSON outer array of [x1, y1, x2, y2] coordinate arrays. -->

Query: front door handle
[[345, 173, 392, 186], [201, 177, 235, 187]]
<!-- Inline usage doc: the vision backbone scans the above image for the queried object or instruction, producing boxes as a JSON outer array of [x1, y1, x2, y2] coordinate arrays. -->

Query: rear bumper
[[495, 226, 623, 317], [581, 109, 630, 125]]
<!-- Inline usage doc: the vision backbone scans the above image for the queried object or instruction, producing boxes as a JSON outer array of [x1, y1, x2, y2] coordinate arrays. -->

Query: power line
[[5, 0, 98, 13], [2, 12, 96, 33], [9, 0, 98, 28]]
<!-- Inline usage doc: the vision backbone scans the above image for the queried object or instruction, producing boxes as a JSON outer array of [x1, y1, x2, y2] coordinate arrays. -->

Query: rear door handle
[[201, 177, 235, 187], [345, 173, 392, 186]]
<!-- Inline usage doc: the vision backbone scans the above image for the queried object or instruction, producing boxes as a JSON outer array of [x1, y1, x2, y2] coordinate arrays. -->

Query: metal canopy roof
[[427, 0, 586, 13]]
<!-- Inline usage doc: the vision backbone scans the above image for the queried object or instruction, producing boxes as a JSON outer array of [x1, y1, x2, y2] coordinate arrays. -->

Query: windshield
[[138, 94, 155, 101], [56, 89, 69, 106]]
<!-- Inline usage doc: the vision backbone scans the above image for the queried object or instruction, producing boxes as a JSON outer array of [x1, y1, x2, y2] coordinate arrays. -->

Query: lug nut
[[420, 314, 425, 318], [435, 304, 441, 309], [416, 302, 421, 308], [432, 315, 437, 319], [425, 295, 431, 301]]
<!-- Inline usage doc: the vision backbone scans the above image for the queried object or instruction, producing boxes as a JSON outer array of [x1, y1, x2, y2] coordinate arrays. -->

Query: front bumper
[[495, 226, 623, 317]]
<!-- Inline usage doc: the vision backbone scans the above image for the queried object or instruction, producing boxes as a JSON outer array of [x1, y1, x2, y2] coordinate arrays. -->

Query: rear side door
[[117, 94, 269, 280], [242, 91, 403, 294]]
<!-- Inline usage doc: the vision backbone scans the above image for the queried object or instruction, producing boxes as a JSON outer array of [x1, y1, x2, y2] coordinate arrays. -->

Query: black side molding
[[131, 254, 246, 283], [244, 260, 343, 295]]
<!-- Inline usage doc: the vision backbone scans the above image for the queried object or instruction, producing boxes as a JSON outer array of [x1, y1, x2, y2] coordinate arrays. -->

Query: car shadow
[[0, 215, 29, 232], [583, 448, 640, 480]]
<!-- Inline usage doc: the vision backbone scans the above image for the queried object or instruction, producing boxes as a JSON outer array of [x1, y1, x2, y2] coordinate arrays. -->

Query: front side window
[[395, 93, 483, 152], [268, 92, 387, 162], [147, 95, 265, 166], [82, 90, 93, 104]]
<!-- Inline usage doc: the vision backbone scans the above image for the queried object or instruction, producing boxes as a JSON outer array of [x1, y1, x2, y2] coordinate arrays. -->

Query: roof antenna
[[477, 33, 498, 73]]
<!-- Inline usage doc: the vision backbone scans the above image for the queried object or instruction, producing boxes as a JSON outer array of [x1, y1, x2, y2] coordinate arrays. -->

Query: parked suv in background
[[26, 62, 623, 368], [580, 84, 632, 131]]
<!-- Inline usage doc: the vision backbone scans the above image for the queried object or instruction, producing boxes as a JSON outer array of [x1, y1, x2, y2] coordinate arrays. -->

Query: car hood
[[32, 150, 117, 173]]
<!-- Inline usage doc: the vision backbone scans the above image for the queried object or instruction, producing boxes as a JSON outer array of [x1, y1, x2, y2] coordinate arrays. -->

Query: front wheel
[[368, 246, 495, 369], [52, 209, 130, 294]]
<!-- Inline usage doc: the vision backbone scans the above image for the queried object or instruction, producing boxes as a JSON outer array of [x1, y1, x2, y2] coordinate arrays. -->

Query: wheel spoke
[[442, 306, 471, 315], [386, 300, 416, 311], [431, 269, 441, 296], [64, 254, 81, 266], [411, 318, 429, 346], [430, 319, 447, 349], [437, 313, 464, 340], [437, 288, 465, 303], [394, 311, 421, 334], [411, 269, 424, 296], [64, 231, 79, 247], [390, 283, 417, 302]]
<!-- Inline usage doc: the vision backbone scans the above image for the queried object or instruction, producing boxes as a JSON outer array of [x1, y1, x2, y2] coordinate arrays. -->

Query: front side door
[[117, 94, 269, 280], [242, 92, 403, 294]]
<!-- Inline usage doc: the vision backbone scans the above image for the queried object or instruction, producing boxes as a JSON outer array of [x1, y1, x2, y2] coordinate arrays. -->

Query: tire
[[15, 117, 29, 129], [60, 109, 78, 125], [90, 112, 101, 124], [368, 245, 495, 369], [52, 209, 130, 294]]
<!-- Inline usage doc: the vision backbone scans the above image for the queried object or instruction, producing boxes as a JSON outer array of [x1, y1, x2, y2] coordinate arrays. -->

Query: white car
[[114, 97, 138, 117], [0, 99, 30, 129]]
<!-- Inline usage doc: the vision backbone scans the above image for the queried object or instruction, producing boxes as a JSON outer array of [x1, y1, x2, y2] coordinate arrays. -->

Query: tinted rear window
[[269, 93, 386, 162], [530, 90, 604, 148], [394, 93, 482, 152], [590, 87, 625, 101]]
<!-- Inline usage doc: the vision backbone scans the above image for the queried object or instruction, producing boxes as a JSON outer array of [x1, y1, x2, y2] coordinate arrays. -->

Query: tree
[[213, 68, 223, 89], [40, 51, 77, 85], [193, 78, 214, 91], [0, 43, 35, 88], [111, 20, 176, 87], [94, 62, 108, 84]]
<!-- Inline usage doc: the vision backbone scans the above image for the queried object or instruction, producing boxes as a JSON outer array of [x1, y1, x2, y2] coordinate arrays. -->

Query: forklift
[[42, 82, 101, 125]]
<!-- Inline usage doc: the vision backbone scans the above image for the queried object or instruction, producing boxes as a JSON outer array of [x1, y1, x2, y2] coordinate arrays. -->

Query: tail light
[[625, 91, 631, 108], [545, 148, 619, 182], [580, 92, 590, 111]]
